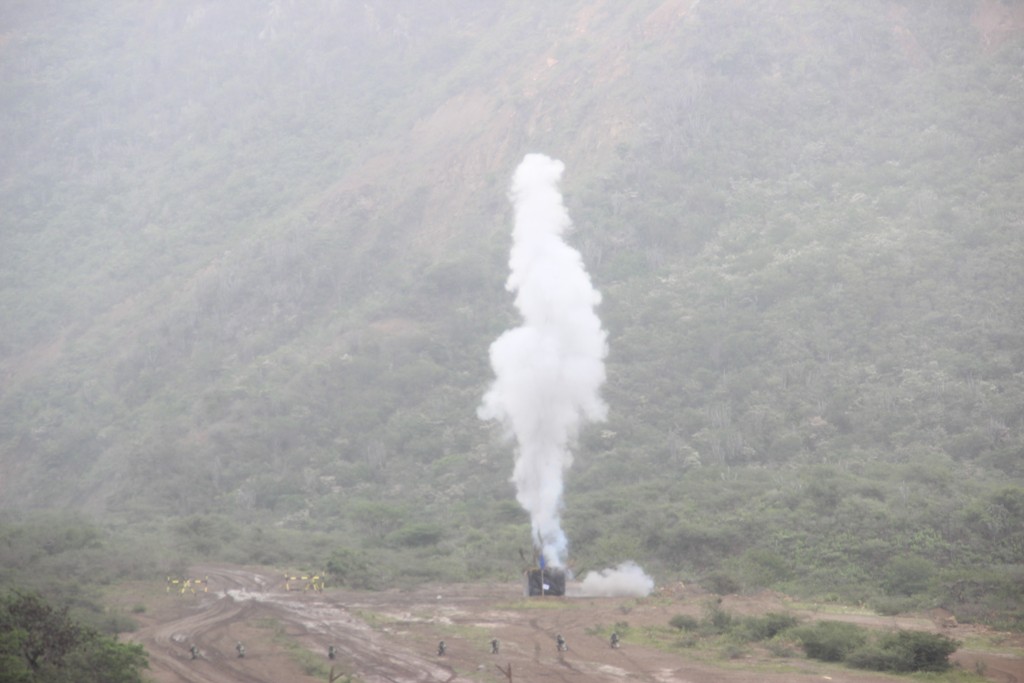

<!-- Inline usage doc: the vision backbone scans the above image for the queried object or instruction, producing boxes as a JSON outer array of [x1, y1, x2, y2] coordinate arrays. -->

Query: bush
[[797, 622, 959, 673], [846, 643, 904, 672], [740, 612, 799, 641], [669, 614, 700, 631], [703, 602, 735, 634], [325, 547, 371, 588], [854, 631, 959, 673], [793, 621, 868, 662]]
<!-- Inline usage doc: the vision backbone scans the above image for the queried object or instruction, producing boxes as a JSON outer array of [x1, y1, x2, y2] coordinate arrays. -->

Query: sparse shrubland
[[663, 608, 962, 674]]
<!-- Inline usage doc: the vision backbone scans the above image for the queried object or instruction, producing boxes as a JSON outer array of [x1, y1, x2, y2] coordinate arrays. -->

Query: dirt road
[[126, 565, 1023, 683]]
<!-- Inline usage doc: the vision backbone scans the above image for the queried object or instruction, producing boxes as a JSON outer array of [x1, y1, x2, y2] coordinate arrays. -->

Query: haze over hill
[[1, 0, 1023, 628]]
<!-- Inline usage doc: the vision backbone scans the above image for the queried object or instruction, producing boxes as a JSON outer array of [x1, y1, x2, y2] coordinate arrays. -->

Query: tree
[[0, 592, 147, 683], [0, 593, 82, 674]]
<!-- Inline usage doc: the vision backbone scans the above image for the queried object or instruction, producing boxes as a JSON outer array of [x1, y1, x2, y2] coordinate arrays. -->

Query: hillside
[[2, 0, 1023, 627]]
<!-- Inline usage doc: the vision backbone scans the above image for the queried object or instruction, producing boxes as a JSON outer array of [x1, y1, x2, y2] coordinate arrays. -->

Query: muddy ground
[[122, 565, 1024, 683]]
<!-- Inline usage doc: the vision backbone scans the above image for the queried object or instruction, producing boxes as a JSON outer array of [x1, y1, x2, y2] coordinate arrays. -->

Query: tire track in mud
[[263, 590, 453, 683], [132, 566, 456, 683], [134, 596, 258, 683]]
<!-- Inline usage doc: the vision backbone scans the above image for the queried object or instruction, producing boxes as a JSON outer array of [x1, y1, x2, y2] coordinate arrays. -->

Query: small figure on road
[[190, 644, 199, 660], [556, 633, 567, 652], [328, 645, 336, 660], [236, 641, 245, 658], [610, 632, 620, 648], [490, 638, 499, 654], [437, 640, 446, 656]]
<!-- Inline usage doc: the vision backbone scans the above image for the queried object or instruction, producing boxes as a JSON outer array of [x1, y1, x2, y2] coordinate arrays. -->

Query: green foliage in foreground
[[790, 620, 868, 662], [666, 608, 960, 675], [668, 604, 798, 642], [794, 621, 959, 674], [0, 592, 148, 683]]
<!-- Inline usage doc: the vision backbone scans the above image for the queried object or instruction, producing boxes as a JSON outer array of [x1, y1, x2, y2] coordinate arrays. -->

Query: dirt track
[[126, 565, 1024, 683]]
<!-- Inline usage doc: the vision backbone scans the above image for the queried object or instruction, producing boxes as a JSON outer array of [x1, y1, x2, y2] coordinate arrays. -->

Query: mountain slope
[[1, 0, 1023, 616]]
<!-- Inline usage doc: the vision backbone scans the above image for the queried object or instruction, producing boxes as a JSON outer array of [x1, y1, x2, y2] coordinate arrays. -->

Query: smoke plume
[[478, 153, 608, 567], [574, 561, 655, 598]]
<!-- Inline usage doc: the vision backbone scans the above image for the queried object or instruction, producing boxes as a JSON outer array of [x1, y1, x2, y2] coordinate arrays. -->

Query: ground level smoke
[[573, 561, 655, 598]]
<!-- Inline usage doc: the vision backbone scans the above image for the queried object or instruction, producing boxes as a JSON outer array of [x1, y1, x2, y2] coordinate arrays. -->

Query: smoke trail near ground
[[478, 153, 608, 568], [574, 561, 655, 598]]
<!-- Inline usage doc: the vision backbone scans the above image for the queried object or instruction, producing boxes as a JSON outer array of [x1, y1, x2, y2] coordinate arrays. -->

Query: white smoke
[[478, 153, 608, 567], [575, 561, 655, 598]]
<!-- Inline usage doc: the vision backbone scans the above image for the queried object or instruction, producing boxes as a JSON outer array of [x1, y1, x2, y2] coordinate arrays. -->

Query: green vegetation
[[791, 620, 868, 662], [667, 603, 799, 644], [1, 0, 1022, 634], [661, 607, 964, 675], [794, 621, 960, 674], [0, 592, 148, 683]]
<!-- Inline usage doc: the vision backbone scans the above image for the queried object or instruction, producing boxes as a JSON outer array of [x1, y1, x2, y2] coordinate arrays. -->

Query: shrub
[[669, 614, 700, 631], [325, 547, 371, 588], [845, 643, 905, 672], [740, 612, 799, 641], [793, 621, 868, 662], [703, 603, 735, 634], [857, 631, 959, 673]]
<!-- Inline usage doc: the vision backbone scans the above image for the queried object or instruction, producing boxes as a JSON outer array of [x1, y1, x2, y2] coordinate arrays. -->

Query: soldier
[[610, 632, 620, 648], [556, 634, 567, 652], [236, 641, 245, 658], [328, 645, 336, 660], [190, 644, 199, 660], [490, 638, 500, 654], [437, 640, 447, 656]]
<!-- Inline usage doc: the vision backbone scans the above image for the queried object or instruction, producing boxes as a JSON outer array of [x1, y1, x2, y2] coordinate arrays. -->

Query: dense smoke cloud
[[478, 153, 608, 567], [575, 561, 655, 598]]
